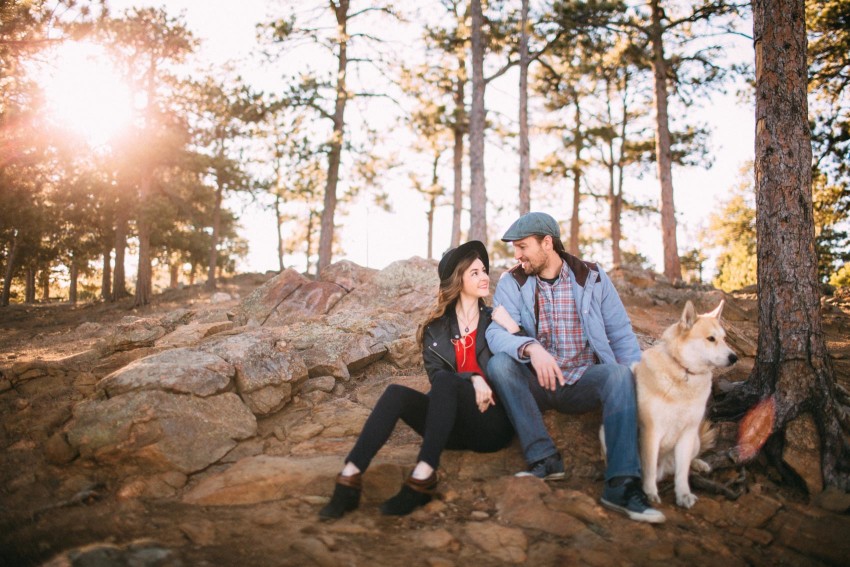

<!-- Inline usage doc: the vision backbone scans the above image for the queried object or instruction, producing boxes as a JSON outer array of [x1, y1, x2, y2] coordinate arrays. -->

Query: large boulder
[[155, 321, 234, 349], [65, 391, 256, 474], [262, 280, 347, 327], [318, 259, 378, 291], [200, 329, 308, 415], [97, 348, 235, 398], [234, 268, 309, 326], [234, 267, 351, 327], [328, 257, 437, 318]]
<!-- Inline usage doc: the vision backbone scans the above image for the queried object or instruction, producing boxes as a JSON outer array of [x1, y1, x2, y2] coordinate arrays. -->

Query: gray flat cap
[[501, 212, 560, 242]]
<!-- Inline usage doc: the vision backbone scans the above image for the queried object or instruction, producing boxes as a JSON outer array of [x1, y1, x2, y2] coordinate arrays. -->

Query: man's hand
[[527, 343, 564, 391], [471, 375, 495, 413]]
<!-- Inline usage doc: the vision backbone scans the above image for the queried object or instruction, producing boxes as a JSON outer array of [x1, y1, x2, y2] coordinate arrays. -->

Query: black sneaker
[[515, 452, 566, 481], [600, 478, 666, 524]]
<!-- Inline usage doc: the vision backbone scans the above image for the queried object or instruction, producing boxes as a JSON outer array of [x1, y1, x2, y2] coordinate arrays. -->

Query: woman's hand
[[492, 305, 520, 334], [471, 375, 495, 413]]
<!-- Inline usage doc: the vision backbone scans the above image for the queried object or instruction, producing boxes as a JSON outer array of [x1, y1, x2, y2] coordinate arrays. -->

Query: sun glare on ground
[[38, 41, 133, 149]]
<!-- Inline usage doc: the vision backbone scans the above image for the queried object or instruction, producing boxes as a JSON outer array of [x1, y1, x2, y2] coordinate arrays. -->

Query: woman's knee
[[378, 384, 416, 407], [429, 372, 461, 395]]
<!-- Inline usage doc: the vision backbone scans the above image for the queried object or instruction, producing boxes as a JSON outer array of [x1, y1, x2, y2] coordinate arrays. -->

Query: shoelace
[[624, 481, 651, 507]]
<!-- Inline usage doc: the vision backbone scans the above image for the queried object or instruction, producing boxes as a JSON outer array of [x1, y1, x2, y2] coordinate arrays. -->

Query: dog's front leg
[[674, 430, 699, 508], [640, 425, 661, 503]]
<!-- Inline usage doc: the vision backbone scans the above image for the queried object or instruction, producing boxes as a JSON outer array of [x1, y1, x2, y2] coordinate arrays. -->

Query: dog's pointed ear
[[680, 301, 697, 331], [706, 300, 725, 321]]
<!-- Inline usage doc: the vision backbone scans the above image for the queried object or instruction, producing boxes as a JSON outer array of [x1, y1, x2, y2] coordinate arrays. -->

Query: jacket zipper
[[428, 346, 456, 372]]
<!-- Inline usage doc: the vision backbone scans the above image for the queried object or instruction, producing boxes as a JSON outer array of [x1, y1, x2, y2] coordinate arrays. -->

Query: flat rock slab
[[66, 391, 256, 474], [98, 348, 235, 398], [183, 455, 341, 506]]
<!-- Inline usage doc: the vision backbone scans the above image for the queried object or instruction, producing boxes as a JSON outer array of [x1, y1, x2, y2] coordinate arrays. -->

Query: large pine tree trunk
[[1, 229, 19, 306], [649, 0, 682, 282], [134, 172, 153, 307], [306, 210, 317, 275], [69, 262, 78, 305], [518, 0, 531, 216], [101, 246, 112, 301], [25, 267, 35, 304], [569, 98, 582, 256], [451, 53, 466, 249], [206, 180, 223, 291], [714, 0, 849, 491], [317, 0, 349, 271], [275, 193, 285, 272], [468, 0, 487, 243], [40, 269, 49, 302], [112, 205, 128, 301], [427, 154, 439, 259]]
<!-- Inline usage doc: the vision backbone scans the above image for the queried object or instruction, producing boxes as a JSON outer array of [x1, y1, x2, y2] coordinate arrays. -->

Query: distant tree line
[[2, 0, 847, 307]]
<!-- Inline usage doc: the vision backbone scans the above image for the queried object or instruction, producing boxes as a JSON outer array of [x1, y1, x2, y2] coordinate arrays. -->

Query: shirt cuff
[[517, 340, 535, 360]]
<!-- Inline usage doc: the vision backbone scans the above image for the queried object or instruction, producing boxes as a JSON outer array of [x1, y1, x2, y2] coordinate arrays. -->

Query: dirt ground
[[1, 273, 849, 567]]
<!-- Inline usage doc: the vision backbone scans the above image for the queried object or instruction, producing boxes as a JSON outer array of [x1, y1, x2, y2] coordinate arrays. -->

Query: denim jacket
[[485, 252, 640, 366], [423, 301, 493, 383]]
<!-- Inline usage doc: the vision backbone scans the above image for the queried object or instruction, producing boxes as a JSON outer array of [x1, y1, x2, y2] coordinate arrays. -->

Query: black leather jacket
[[422, 301, 493, 384]]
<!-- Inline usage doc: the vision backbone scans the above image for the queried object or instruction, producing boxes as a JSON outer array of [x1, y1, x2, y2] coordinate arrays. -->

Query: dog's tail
[[699, 420, 717, 452]]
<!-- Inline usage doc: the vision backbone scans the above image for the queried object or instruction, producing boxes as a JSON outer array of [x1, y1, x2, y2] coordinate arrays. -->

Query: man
[[486, 211, 665, 524]]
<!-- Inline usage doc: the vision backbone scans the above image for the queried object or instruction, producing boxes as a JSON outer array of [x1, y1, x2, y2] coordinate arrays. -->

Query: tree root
[[691, 471, 747, 500]]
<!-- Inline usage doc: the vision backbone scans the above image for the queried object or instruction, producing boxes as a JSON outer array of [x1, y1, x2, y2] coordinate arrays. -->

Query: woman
[[319, 241, 515, 519]]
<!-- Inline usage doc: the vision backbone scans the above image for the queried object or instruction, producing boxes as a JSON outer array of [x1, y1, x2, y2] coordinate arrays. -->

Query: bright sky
[[102, 0, 755, 276]]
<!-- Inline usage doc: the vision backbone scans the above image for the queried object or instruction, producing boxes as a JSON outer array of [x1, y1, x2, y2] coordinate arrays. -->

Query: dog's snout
[[728, 353, 738, 365]]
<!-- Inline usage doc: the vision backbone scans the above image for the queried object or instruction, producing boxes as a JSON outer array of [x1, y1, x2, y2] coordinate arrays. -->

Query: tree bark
[[649, 0, 682, 282], [468, 0, 487, 243], [427, 153, 439, 259], [1, 229, 19, 306], [569, 97, 582, 256], [101, 246, 112, 301], [169, 260, 179, 289], [451, 48, 466, 249], [518, 0, 531, 216], [69, 261, 78, 305], [206, 178, 223, 291], [317, 0, 350, 271], [40, 269, 49, 302], [134, 170, 153, 307], [112, 205, 128, 301], [275, 193, 285, 272], [714, 0, 849, 490], [25, 267, 35, 303], [306, 209, 317, 275]]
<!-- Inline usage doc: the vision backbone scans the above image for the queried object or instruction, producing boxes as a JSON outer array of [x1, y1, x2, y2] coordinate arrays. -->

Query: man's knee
[[487, 352, 519, 385], [602, 364, 636, 403]]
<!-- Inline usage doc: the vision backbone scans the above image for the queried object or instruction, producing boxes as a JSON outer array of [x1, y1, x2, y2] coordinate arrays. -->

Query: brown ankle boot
[[319, 473, 362, 520], [380, 471, 438, 516]]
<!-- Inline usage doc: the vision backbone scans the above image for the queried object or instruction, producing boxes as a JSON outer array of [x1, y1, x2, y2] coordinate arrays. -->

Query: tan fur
[[634, 300, 737, 508]]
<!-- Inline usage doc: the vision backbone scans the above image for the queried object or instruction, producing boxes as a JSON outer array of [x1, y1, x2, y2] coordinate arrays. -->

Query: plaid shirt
[[536, 261, 596, 384]]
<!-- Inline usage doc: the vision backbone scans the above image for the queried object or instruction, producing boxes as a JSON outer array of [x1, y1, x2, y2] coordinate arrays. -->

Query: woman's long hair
[[417, 252, 486, 349]]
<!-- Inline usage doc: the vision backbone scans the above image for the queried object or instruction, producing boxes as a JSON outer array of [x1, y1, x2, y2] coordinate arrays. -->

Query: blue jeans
[[486, 353, 641, 481]]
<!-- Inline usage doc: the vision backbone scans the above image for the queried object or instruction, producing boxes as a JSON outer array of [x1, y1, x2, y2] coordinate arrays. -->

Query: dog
[[633, 300, 737, 508]]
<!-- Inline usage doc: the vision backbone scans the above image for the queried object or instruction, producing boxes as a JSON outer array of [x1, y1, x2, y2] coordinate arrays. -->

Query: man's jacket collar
[[509, 251, 598, 287]]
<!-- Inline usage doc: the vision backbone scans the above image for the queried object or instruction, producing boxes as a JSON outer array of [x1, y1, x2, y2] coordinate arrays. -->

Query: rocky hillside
[[1, 258, 849, 566]]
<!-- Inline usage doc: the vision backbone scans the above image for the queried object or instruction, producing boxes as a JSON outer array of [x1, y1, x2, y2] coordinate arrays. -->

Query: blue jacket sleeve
[[485, 272, 537, 362], [597, 267, 641, 365]]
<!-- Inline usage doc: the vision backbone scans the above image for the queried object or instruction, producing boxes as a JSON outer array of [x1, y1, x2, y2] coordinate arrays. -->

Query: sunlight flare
[[37, 41, 133, 149]]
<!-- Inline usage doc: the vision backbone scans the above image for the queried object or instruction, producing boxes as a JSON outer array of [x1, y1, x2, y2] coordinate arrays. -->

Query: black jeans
[[346, 372, 515, 471]]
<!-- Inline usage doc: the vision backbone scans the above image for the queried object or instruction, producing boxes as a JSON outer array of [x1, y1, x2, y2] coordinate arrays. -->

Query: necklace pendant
[[464, 326, 469, 333]]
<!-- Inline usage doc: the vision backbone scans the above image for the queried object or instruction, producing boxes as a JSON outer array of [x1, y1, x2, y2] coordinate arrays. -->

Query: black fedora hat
[[438, 240, 489, 282]]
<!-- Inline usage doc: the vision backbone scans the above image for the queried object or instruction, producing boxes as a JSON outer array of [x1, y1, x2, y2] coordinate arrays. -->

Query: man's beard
[[522, 260, 542, 276]]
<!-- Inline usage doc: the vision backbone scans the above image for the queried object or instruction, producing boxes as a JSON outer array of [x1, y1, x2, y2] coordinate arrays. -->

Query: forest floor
[[1, 272, 850, 567]]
